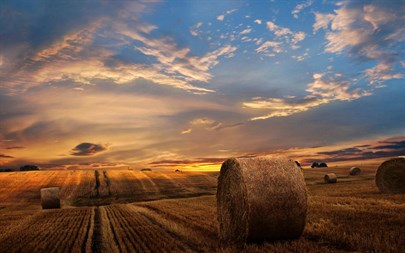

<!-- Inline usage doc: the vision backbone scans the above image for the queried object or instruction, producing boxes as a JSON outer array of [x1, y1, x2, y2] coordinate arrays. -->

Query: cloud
[[190, 117, 216, 126], [313, 13, 335, 32], [190, 22, 203, 36], [364, 62, 403, 86], [292, 49, 309, 62], [217, 9, 236, 22], [243, 97, 329, 120], [292, 0, 313, 19], [246, 1, 405, 121], [244, 72, 371, 120], [314, 1, 405, 86], [374, 140, 405, 150], [4, 146, 25, 150], [255, 41, 282, 55], [0, 154, 14, 159], [149, 157, 226, 166], [254, 19, 262, 25], [240, 28, 252, 35], [316, 138, 405, 162], [187, 117, 242, 132], [257, 21, 306, 54], [1, 1, 239, 95], [266, 21, 293, 37], [181, 128, 192, 134], [70, 142, 108, 156]]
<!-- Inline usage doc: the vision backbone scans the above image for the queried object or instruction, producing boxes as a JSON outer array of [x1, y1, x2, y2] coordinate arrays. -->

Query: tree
[[20, 165, 39, 171]]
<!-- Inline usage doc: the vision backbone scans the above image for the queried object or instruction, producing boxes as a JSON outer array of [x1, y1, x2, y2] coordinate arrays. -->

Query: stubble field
[[0, 163, 404, 252]]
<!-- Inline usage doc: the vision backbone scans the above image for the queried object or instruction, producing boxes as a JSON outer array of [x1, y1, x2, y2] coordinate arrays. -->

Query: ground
[[0, 163, 404, 252]]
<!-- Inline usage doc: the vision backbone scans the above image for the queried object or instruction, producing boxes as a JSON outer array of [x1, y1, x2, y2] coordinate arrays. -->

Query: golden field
[[0, 164, 404, 252]]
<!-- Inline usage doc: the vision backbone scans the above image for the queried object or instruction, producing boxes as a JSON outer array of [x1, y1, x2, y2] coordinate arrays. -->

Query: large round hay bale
[[217, 157, 307, 245], [324, 173, 337, 183], [40, 187, 61, 209], [349, 167, 361, 175], [376, 158, 405, 193]]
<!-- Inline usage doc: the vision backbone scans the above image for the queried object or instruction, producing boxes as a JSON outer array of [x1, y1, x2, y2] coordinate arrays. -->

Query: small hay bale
[[319, 162, 328, 168], [349, 167, 361, 175], [324, 173, 337, 183], [376, 158, 405, 193], [40, 187, 61, 209], [217, 157, 307, 245]]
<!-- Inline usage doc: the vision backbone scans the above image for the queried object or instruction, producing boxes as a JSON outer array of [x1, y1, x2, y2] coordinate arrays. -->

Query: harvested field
[[0, 170, 217, 208], [0, 164, 404, 252]]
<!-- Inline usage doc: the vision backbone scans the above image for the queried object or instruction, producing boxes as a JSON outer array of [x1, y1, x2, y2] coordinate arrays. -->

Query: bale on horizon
[[319, 162, 328, 168], [40, 187, 61, 209], [350, 167, 361, 175], [376, 158, 405, 194], [217, 157, 307, 245], [324, 173, 337, 183]]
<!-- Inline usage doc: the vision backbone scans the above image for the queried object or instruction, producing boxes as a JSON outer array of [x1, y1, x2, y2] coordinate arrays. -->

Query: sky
[[0, 0, 404, 170]]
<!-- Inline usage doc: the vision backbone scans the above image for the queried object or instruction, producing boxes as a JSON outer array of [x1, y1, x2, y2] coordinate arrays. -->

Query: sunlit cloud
[[255, 21, 306, 54], [190, 22, 203, 36], [1, 3, 238, 94], [240, 28, 252, 35], [0, 0, 404, 169], [292, 0, 313, 19], [181, 128, 192, 134], [364, 62, 403, 86], [244, 72, 372, 120], [314, 1, 404, 86], [190, 117, 216, 126]]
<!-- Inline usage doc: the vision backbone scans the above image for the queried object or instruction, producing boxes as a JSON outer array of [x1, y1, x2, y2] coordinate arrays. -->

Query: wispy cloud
[[181, 128, 192, 134], [217, 15, 225, 21], [292, 0, 313, 19], [240, 28, 252, 35], [255, 41, 282, 56], [254, 21, 306, 55], [1, 2, 238, 95], [254, 19, 262, 25], [314, 1, 404, 86], [190, 22, 203, 36], [217, 9, 237, 22], [244, 72, 371, 120]]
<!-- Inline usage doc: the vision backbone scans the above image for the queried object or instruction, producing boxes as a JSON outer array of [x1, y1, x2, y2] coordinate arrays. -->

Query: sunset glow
[[1, 0, 404, 170]]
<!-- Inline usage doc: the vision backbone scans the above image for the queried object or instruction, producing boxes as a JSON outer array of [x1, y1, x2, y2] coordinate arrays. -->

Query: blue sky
[[0, 0, 404, 169]]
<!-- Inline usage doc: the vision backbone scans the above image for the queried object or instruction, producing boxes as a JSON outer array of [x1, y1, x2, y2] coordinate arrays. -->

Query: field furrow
[[103, 204, 196, 252], [0, 208, 93, 253], [137, 196, 218, 238]]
